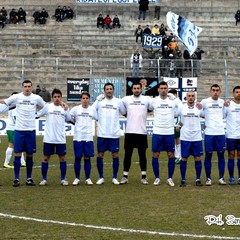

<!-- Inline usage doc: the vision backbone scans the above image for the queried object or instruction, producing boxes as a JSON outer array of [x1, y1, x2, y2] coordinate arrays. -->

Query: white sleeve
[[35, 104, 49, 118]]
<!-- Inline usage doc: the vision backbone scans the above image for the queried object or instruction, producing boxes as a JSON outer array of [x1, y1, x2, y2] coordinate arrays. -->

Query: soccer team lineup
[[0, 79, 240, 188]]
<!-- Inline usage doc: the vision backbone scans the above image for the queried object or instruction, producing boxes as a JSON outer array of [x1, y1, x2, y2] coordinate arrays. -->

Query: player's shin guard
[[60, 161, 67, 180], [168, 157, 175, 179], [97, 157, 104, 178], [204, 152, 212, 179], [217, 151, 225, 179], [195, 160, 202, 180], [180, 160, 187, 181], [84, 159, 91, 180], [112, 157, 119, 179], [228, 159, 234, 179], [152, 157, 159, 178], [41, 162, 49, 180], [14, 156, 21, 179], [74, 158, 81, 179], [26, 157, 33, 179]]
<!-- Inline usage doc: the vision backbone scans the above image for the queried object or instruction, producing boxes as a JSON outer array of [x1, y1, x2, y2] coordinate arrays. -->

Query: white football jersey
[[150, 97, 181, 135], [70, 105, 94, 141], [122, 95, 151, 135], [180, 104, 203, 141], [201, 97, 225, 135], [36, 103, 71, 144], [5, 92, 45, 131], [224, 100, 240, 139]]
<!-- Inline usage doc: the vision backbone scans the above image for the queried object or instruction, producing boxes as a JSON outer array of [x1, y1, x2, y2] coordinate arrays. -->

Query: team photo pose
[[36, 88, 71, 186]]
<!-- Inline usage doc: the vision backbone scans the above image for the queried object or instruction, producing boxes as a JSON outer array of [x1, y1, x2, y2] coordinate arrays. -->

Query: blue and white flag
[[166, 11, 202, 55]]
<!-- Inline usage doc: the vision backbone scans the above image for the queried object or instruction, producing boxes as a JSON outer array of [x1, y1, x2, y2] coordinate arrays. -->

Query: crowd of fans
[[0, 5, 74, 28], [132, 22, 205, 78], [97, 13, 121, 30]]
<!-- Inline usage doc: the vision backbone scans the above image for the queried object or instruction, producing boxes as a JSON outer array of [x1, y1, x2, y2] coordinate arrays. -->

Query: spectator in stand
[[134, 25, 143, 43], [1, 7, 7, 19], [112, 15, 121, 28], [168, 38, 178, 51], [130, 48, 143, 77], [97, 13, 104, 29], [175, 49, 183, 78], [168, 53, 176, 77], [66, 6, 74, 19], [0, 11, 6, 28], [160, 23, 168, 36], [9, 8, 18, 24], [55, 5, 62, 22], [32, 85, 41, 95], [235, 10, 240, 26], [39, 8, 49, 25], [151, 24, 160, 35], [17, 7, 27, 24], [195, 47, 204, 76], [154, 0, 161, 20], [61, 6, 67, 21], [0, 7, 7, 25], [138, 0, 149, 20], [183, 49, 191, 72], [143, 24, 151, 35], [191, 52, 198, 77], [39, 86, 51, 102], [33, 9, 40, 24], [104, 14, 112, 29], [143, 47, 160, 70]]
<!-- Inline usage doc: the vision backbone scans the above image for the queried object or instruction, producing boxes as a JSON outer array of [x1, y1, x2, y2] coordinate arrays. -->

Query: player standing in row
[[179, 91, 203, 187], [224, 86, 240, 185], [201, 84, 226, 186], [3, 92, 26, 169], [120, 82, 151, 185], [92, 83, 125, 185], [0, 80, 46, 187], [149, 81, 182, 187], [70, 92, 95, 185], [37, 88, 71, 186]]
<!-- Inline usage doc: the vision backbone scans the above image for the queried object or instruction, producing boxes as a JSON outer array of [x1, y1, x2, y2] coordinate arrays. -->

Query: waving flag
[[166, 11, 202, 55]]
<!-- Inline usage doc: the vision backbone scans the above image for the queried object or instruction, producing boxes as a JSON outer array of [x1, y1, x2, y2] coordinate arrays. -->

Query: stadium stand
[[0, 0, 239, 100]]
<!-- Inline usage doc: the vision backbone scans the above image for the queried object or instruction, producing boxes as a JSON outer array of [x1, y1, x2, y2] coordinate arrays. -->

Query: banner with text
[[67, 78, 90, 101], [143, 34, 162, 49]]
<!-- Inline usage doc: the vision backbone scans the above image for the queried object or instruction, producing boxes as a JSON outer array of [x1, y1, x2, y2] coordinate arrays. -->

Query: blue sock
[[60, 161, 67, 181], [26, 156, 33, 179], [168, 157, 175, 179], [14, 156, 21, 180], [97, 157, 104, 178], [195, 160, 202, 180], [41, 162, 49, 180], [228, 159, 234, 179], [112, 157, 119, 179], [180, 160, 187, 181], [84, 159, 91, 180], [204, 152, 212, 179], [237, 159, 240, 178], [74, 158, 81, 179], [217, 151, 225, 179], [152, 157, 159, 178]]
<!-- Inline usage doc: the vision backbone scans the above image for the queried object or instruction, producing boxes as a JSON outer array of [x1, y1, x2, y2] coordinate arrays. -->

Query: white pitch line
[[0, 212, 239, 240]]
